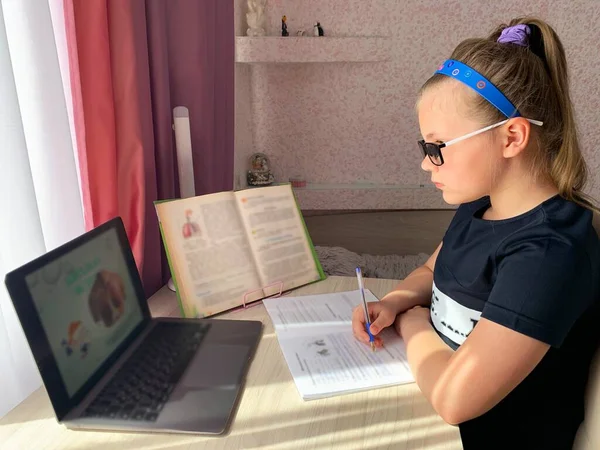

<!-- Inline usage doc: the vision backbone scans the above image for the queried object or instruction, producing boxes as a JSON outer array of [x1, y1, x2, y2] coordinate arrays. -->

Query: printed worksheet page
[[263, 290, 414, 399]]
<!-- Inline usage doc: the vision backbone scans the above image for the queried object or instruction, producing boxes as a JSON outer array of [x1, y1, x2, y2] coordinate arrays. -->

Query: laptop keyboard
[[83, 321, 210, 422]]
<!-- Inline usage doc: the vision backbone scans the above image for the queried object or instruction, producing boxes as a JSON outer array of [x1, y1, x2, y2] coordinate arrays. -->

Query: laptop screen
[[25, 227, 144, 397]]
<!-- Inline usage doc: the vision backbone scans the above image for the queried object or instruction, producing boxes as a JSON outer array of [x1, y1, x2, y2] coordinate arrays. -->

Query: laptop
[[4, 217, 262, 435]]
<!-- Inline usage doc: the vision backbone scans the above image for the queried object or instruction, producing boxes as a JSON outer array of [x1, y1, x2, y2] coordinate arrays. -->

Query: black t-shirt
[[431, 195, 600, 449]]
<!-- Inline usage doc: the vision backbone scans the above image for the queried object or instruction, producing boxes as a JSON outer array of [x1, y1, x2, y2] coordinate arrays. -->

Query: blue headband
[[435, 59, 520, 118]]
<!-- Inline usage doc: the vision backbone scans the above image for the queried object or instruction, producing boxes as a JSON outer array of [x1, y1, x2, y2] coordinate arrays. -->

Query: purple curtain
[[140, 0, 235, 295]]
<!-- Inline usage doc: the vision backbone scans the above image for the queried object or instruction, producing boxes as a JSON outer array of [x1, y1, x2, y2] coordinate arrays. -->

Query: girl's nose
[[421, 156, 439, 173]]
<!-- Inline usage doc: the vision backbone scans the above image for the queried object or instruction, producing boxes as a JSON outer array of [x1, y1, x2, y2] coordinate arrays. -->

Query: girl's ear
[[502, 118, 531, 159]]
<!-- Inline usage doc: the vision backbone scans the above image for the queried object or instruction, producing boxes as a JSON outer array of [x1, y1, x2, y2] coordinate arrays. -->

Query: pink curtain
[[64, 0, 234, 295], [65, 0, 146, 268]]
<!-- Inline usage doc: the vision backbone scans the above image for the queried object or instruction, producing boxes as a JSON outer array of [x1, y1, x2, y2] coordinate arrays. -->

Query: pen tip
[[370, 342, 375, 352]]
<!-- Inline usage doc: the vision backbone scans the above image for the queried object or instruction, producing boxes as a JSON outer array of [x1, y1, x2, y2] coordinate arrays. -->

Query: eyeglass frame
[[418, 118, 544, 166]]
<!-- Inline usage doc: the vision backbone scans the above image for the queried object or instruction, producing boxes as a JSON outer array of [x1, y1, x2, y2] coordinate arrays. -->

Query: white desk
[[0, 276, 461, 449]]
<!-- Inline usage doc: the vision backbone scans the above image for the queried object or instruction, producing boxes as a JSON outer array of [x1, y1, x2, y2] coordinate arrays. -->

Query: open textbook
[[154, 184, 325, 318], [263, 290, 414, 400]]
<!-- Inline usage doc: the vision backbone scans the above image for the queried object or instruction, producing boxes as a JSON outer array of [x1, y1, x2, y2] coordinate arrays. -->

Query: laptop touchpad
[[181, 344, 251, 389]]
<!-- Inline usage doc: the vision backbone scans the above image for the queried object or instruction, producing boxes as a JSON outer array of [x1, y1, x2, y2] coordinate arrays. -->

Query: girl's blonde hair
[[420, 17, 597, 211]]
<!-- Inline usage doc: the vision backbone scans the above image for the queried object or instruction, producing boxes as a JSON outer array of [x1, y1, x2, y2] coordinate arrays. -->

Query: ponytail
[[525, 18, 595, 210]]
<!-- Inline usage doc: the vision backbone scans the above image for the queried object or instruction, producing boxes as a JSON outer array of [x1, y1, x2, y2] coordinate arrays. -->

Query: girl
[[352, 17, 600, 449]]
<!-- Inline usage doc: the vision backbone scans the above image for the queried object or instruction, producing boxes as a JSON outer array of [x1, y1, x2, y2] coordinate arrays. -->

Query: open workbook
[[263, 290, 414, 400], [155, 184, 325, 318]]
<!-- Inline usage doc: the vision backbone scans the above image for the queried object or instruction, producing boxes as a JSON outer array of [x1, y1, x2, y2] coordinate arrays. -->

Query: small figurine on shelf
[[296, 29, 306, 36], [313, 23, 319, 36], [247, 153, 275, 187], [246, 0, 266, 37], [281, 15, 289, 36], [317, 22, 324, 36]]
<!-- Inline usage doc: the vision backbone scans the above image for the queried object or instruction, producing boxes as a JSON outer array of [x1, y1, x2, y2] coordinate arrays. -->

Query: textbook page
[[155, 192, 264, 317], [235, 185, 322, 296], [263, 290, 414, 400]]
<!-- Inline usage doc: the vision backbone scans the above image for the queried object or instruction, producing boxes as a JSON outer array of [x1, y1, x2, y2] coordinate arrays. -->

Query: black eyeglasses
[[418, 118, 544, 167], [418, 140, 446, 166]]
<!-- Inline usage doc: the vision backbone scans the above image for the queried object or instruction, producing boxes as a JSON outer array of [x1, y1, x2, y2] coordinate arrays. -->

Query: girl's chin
[[441, 189, 467, 206]]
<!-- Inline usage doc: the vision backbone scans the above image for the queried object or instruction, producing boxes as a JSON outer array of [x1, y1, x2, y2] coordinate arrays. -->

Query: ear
[[502, 118, 531, 159]]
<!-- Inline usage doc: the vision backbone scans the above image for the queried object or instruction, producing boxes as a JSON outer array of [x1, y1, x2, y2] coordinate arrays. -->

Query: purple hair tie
[[497, 24, 530, 47]]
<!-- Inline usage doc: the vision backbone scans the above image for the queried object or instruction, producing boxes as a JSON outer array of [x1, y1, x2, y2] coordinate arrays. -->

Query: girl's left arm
[[396, 306, 550, 425]]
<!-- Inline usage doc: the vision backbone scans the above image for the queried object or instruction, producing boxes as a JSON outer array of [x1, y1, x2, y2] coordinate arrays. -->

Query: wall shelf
[[290, 185, 450, 210], [291, 183, 436, 191], [235, 36, 391, 63]]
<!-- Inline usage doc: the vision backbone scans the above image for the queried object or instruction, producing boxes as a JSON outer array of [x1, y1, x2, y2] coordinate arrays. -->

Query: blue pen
[[356, 267, 375, 352]]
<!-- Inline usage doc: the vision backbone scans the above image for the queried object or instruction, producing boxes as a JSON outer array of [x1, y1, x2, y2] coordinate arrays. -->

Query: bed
[[303, 209, 455, 279]]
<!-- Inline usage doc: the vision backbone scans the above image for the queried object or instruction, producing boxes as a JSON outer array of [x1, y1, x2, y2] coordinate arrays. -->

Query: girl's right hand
[[351, 301, 399, 348]]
